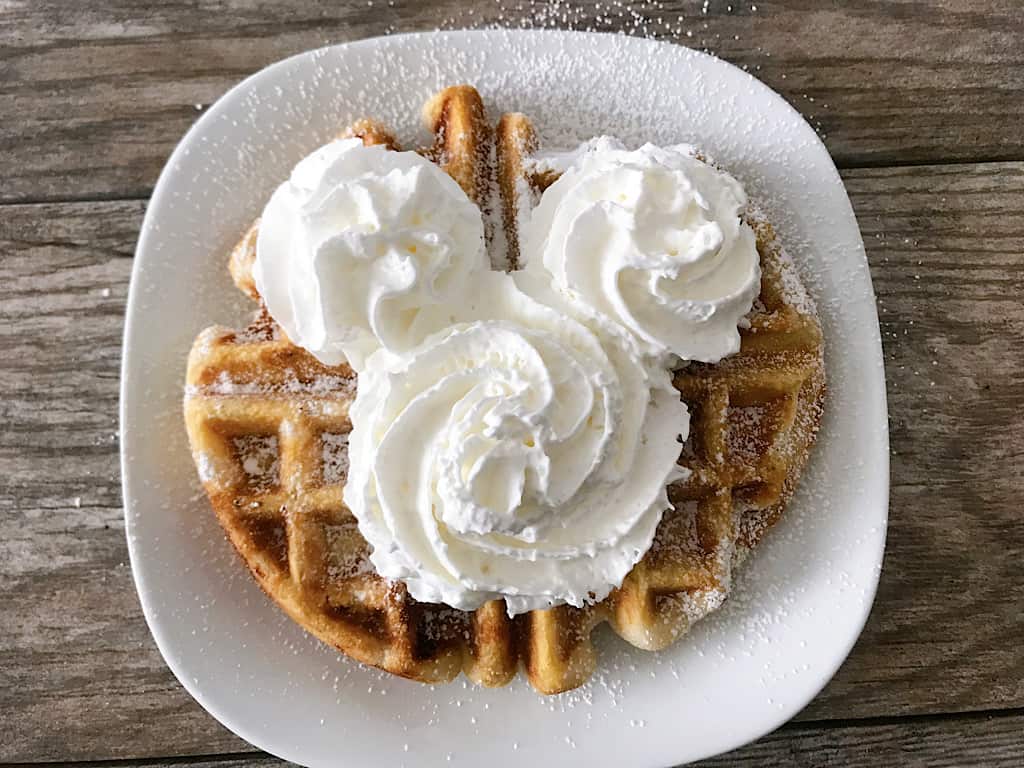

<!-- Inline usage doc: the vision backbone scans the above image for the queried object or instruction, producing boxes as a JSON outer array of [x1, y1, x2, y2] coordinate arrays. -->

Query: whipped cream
[[525, 138, 760, 363], [254, 138, 486, 369], [250, 134, 769, 616], [344, 271, 689, 615]]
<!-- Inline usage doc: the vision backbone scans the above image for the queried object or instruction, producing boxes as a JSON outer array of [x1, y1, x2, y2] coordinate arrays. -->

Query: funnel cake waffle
[[184, 86, 825, 694]]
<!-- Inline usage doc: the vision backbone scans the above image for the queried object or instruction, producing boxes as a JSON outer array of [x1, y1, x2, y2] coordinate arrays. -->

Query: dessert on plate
[[184, 85, 825, 694]]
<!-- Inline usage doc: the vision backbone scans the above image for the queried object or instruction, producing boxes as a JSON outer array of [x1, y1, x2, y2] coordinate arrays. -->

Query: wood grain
[[2, 1, 1023, 204], [32, 712, 1024, 768], [0, 200, 250, 760], [4, 1, 1022, 765], [2, 162, 1022, 761], [803, 161, 1024, 719], [700, 712, 1024, 767]]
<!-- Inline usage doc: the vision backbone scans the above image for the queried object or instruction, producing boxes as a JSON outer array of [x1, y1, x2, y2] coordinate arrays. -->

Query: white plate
[[122, 30, 888, 767]]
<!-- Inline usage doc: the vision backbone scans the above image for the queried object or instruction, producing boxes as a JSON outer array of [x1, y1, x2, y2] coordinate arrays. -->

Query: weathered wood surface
[[802, 161, 1024, 720], [3, 0, 1024, 764], [37, 712, 1024, 768], [2, 162, 1023, 762], [2, 1, 1023, 205], [0, 200, 249, 759]]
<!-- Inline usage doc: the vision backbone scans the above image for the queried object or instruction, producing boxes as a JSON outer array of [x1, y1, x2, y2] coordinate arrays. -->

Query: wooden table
[[3, 2, 1022, 765]]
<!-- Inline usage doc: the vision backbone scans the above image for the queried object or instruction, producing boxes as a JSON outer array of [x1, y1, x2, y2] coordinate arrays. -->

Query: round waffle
[[184, 85, 825, 694]]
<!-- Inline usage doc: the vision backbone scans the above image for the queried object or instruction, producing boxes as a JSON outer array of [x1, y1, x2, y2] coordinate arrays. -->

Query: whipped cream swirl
[[345, 272, 689, 614], [254, 138, 485, 369], [525, 138, 761, 363], [251, 134, 770, 616]]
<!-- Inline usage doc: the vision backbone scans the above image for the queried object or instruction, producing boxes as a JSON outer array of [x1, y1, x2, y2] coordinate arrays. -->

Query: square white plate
[[122, 30, 888, 767]]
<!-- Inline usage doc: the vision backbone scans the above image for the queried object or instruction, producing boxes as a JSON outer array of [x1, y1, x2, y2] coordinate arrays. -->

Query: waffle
[[184, 85, 825, 694]]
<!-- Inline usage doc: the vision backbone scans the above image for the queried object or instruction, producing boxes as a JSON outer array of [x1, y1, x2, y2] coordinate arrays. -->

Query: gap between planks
[[5, 155, 1024, 210], [5, 707, 1024, 767]]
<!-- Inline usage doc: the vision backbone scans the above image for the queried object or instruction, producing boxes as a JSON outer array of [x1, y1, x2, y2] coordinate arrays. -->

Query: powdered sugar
[[324, 519, 374, 580], [727, 404, 769, 464], [321, 432, 350, 485], [747, 202, 818, 318], [195, 451, 216, 483], [651, 499, 702, 557], [233, 434, 280, 490], [234, 321, 281, 344], [483, 135, 511, 271], [187, 370, 354, 398], [775, 244, 817, 316]]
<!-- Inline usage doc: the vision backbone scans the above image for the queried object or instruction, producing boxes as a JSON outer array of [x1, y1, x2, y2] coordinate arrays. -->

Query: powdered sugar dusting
[[727, 404, 768, 464], [747, 201, 818, 317], [325, 519, 374, 580], [652, 499, 702, 556], [234, 321, 281, 344], [321, 432, 350, 485], [195, 451, 216, 483], [187, 370, 354, 398], [776, 244, 816, 316], [484, 135, 510, 271], [183, 29, 829, 336], [512, 175, 538, 254], [233, 434, 280, 490]]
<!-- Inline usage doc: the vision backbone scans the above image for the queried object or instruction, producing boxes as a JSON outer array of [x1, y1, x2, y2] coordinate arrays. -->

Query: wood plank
[[0, 200, 250, 760], [2, 161, 1024, 759], [701, 712, 1024, 767], [804, 161, 1024, 719], [24, 712, 1024, 767], [2, 1, 1023, 204]]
